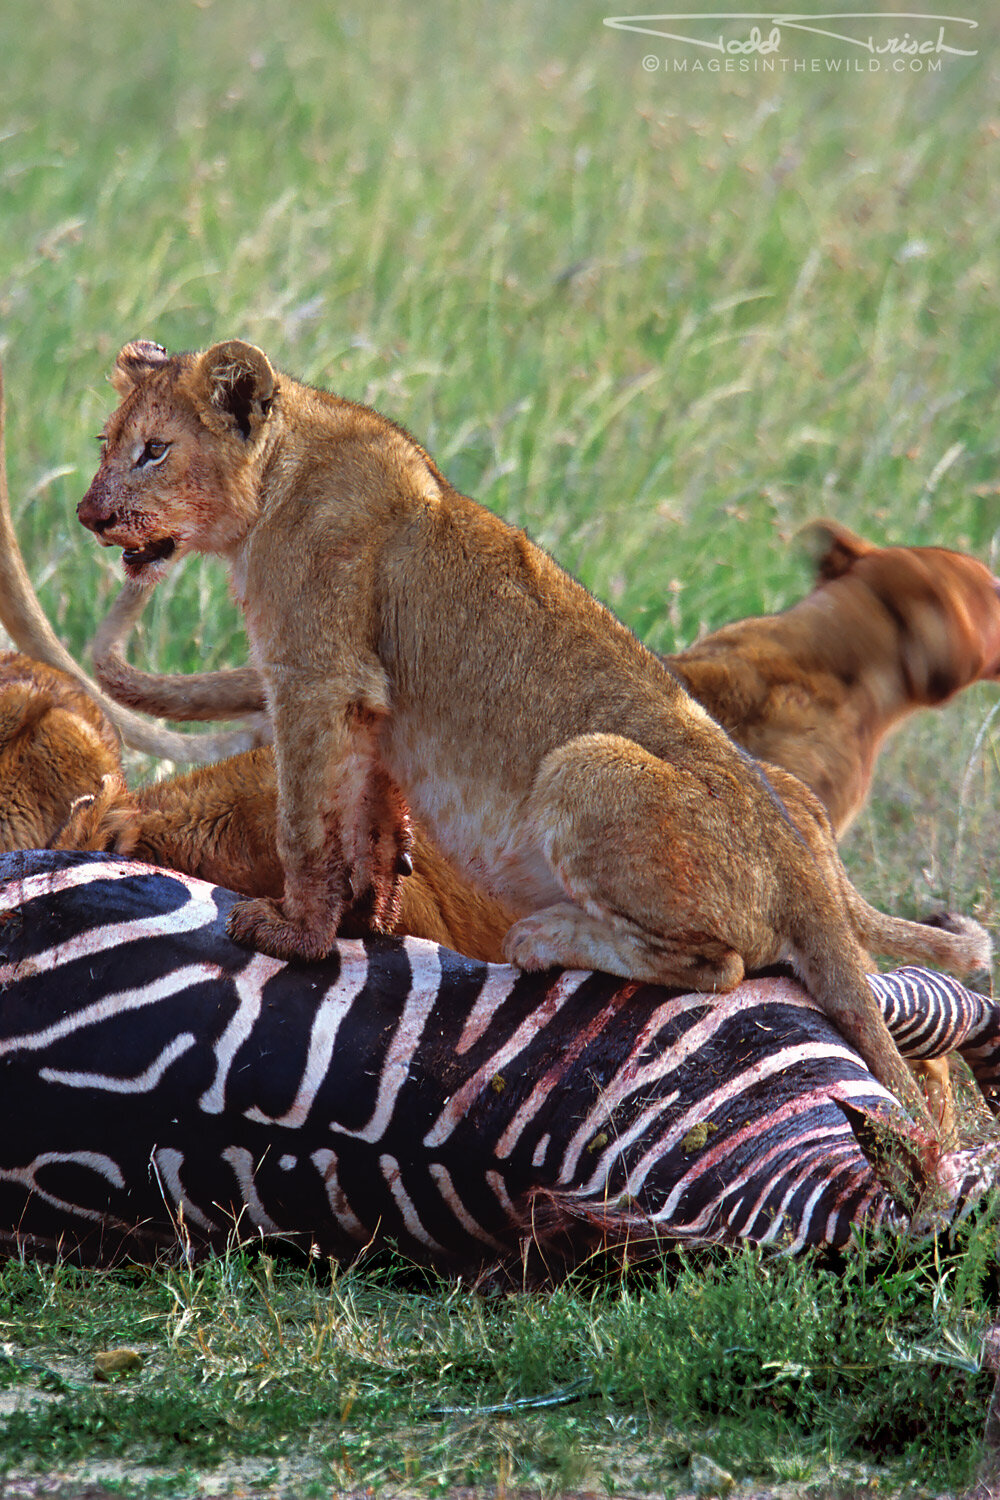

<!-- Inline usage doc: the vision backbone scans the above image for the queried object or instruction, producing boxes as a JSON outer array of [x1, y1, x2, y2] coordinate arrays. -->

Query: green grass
[[3, 2, 998, 925], [0, 1216, 997, 1496], [2, 1, 1000, 1493]]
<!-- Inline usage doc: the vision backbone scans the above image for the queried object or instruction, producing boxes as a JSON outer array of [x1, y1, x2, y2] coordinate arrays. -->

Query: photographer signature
[[603, 13, 978, 59]]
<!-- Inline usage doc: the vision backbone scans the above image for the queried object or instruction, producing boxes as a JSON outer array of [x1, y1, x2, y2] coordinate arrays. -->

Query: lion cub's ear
[[182, 340, 277, 443], [799, 519, 876, 582], [111, 340, 170, 396]]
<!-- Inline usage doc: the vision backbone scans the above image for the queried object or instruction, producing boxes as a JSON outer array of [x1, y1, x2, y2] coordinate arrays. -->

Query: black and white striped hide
[[0, 850, 998, 1278]]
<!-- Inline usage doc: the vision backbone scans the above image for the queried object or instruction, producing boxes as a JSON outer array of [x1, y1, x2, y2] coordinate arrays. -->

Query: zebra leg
[[867, 967, 1000, 1118]]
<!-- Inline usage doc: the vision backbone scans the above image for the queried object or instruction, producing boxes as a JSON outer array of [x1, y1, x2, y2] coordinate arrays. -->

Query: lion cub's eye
[[136, 439, 170, 468]]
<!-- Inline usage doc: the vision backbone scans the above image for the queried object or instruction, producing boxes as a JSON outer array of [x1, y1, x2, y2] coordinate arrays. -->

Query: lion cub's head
[[0, 652, 136, 853], [805, 521, 1000, 698], [78, 340, 278, 581]]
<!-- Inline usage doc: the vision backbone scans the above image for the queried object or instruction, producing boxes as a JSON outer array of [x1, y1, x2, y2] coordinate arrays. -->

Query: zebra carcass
[[0, 849, 998, 1278]]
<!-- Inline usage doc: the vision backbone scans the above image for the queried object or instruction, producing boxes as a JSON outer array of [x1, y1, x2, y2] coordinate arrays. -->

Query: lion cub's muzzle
[[77, 485, 177, 577]]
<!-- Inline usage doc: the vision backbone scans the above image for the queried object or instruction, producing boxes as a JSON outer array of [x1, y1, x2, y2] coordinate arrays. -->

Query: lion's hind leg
[[503, 900, 744, 990], [504, 731, 753, 990]]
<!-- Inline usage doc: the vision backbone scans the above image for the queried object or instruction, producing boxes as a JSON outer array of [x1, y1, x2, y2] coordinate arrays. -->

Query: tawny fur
[[0, 653, 508, 957], [0, 640, 973, 1121], [3, 343, 987, 1130], [0, 358, 266, 762], [668, 522, 1000, 1139], [89, 520, 1000, 839], [668, 521, 1000, 837], [89, 521, 1000, 1130], [0, 652, 138, 855], [131, 747, 513, 960], [7, 534, 995, 1129], [74, 339, 996, 1123]]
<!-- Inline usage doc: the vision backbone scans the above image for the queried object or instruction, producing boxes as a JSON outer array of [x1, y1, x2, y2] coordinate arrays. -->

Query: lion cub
[[0, 652, 137, 854], [78, 340, 990, 1121]]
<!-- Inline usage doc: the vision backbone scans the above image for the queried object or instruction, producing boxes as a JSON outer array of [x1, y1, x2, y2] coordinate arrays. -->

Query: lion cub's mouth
[[122, 537, 176, 574]]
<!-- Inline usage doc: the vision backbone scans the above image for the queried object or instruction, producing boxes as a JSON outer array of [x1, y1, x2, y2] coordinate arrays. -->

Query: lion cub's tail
[[840, 882, 993, 980]]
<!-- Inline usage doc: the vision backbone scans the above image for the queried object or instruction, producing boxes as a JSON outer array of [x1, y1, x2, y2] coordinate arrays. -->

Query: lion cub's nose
[[77, 490, 118, 535]]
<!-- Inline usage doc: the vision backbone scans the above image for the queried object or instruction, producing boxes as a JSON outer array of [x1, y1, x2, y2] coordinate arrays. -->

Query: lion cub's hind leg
[[505, 900, 745, 990], [503, 732, 752, 991]]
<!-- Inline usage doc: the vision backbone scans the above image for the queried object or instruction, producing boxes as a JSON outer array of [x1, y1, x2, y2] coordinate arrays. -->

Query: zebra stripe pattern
[[0, 850, 997, 1278]]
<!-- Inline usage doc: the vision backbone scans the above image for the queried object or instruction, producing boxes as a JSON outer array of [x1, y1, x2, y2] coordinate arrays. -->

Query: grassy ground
[[0, 1219, 998, 1498], [1, 1, 999, 1493]]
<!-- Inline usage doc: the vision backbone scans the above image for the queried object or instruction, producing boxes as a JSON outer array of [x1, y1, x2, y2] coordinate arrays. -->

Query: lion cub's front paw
[[227, 896, 337, 963]]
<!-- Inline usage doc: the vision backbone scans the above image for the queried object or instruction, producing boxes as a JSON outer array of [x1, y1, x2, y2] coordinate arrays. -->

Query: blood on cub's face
[[77, 339, 275, 580]]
